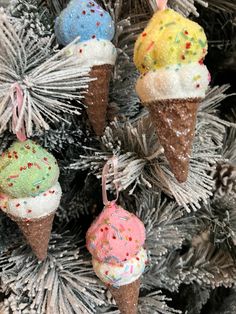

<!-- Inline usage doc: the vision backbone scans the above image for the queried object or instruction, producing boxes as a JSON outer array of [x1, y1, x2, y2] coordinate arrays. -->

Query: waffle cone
[[8, 212, 55, 261], [108, 279, 140, 314], [84, 64, 113, 136], [145, 98, 200, 183]]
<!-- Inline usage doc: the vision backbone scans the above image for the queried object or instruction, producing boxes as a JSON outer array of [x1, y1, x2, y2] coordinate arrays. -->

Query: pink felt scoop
[[86, 201, 146, 265]]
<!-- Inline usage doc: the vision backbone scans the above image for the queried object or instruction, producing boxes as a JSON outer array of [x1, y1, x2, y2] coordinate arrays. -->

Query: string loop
[[102, 156, 119, 206], [156, 0, 168, 11], [11, 83, 27, 142]]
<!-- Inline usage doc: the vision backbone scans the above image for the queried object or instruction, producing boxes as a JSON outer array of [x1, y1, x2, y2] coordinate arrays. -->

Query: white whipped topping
[[93, 248, 148, 287], [66, 39, 117, 67], [136, 63, 210, 102], [0, 182, 62, 219]]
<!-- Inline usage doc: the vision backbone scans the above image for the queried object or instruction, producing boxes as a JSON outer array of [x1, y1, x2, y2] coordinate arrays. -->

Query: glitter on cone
[[108, 279, 140, 314], [145, 98, 200, 183], [8, 212, 55, 261], [84, 64, 113, 136]]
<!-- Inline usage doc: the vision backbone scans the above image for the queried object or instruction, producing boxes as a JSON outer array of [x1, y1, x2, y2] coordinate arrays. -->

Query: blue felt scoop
[[55, 0, 115, 46]]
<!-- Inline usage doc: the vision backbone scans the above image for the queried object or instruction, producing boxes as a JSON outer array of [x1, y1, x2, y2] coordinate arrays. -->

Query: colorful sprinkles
[[0, 140, 59, 198], [134, 8, 208, 74], [54, 0, 115, 46], [86, 202, 146, 265]]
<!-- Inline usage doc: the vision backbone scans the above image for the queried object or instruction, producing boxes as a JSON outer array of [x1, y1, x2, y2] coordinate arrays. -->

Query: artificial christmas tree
[[0, 0, 236, 313]]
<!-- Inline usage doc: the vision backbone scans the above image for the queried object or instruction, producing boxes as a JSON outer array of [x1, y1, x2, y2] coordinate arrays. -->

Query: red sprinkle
[[186, 42, 191, 49], [92, 35, 96, 39], [112, 236, 116, 240], [105, 227, 108, 231], [96, 21, 100, 27], [27, 209, 32, 213], [142, 32, 147, 37], [100, 228, 104, 232], [184, 30, 189, 35], [90, 9, 95, 13], [105, 271, 109, 275], [199, 59, 204, 65], [136, 257, 140, 261], [16, 203, 20, 207], [129, 237, 132, 241], [196, 84, 200, 88], [82, 10, 86, 15], [79, 49, 83, 53], [147, 41, 155, 52]]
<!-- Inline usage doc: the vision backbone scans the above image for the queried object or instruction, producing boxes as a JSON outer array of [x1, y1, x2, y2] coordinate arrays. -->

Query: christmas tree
[[0, 0, 236, 313]]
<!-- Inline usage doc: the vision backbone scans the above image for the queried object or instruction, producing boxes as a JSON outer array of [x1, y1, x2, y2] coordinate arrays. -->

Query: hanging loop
[[156, 0, 168, 11], [102, 156, 119, 206], [11, 83, 27, 142]]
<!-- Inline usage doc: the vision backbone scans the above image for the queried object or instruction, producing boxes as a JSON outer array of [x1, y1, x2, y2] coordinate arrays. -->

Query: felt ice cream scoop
[[55, 0, 115, 45], [0, 140, 59, 198], [86, 201, 146, 264], [86, 157, 147, 314], [133, 0, 210, 183], [0, 182, 62, 219], [93, 247, 148, 287], [0, 140, 61, 261], [55, 0, 117, 136]]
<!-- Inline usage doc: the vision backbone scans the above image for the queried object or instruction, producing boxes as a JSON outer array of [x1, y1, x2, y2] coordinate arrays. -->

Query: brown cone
[[108, 279, 140, 314], [146, 98, 200, 183], [8, 213, 55, 261], [84, 64, 113, 136]]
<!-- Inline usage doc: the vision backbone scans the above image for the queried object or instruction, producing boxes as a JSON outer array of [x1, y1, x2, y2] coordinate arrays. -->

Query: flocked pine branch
[[223, 108, 236, 163], [0, 11, 91, 138], [196, 202, 236, 251], [7, 0, 53, 39], [207, 0, 236, 14], [0, 232, 106, 314], [211, 289, 236, 314], [58, 174, 102, 222], [140, 0, 208, 17], [135, 190, 198, 263], [0, 212, 20, 254], [144, 238, 236, 292], [44, 0, 69, 16], [71, 86, 233, 211], [139, 291, 181, 314], [178, 284, 211, 314]]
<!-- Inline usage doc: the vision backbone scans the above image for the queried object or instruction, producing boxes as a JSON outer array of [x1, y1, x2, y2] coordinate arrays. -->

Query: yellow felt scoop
[[134, 4, 208, 74]]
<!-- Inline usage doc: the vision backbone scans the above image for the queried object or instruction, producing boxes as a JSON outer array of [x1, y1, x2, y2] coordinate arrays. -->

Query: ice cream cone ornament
[[86, 157, 148, 314], [134, 1, 211, 183], [0, 140, 62, 261], [55, 0, 117, 136]]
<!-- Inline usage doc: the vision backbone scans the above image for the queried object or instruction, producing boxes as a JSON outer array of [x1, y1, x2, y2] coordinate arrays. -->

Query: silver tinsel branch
[[72, 86, 233, 211], [0, 11, 91, 137], [0, 232, 106, 314]]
